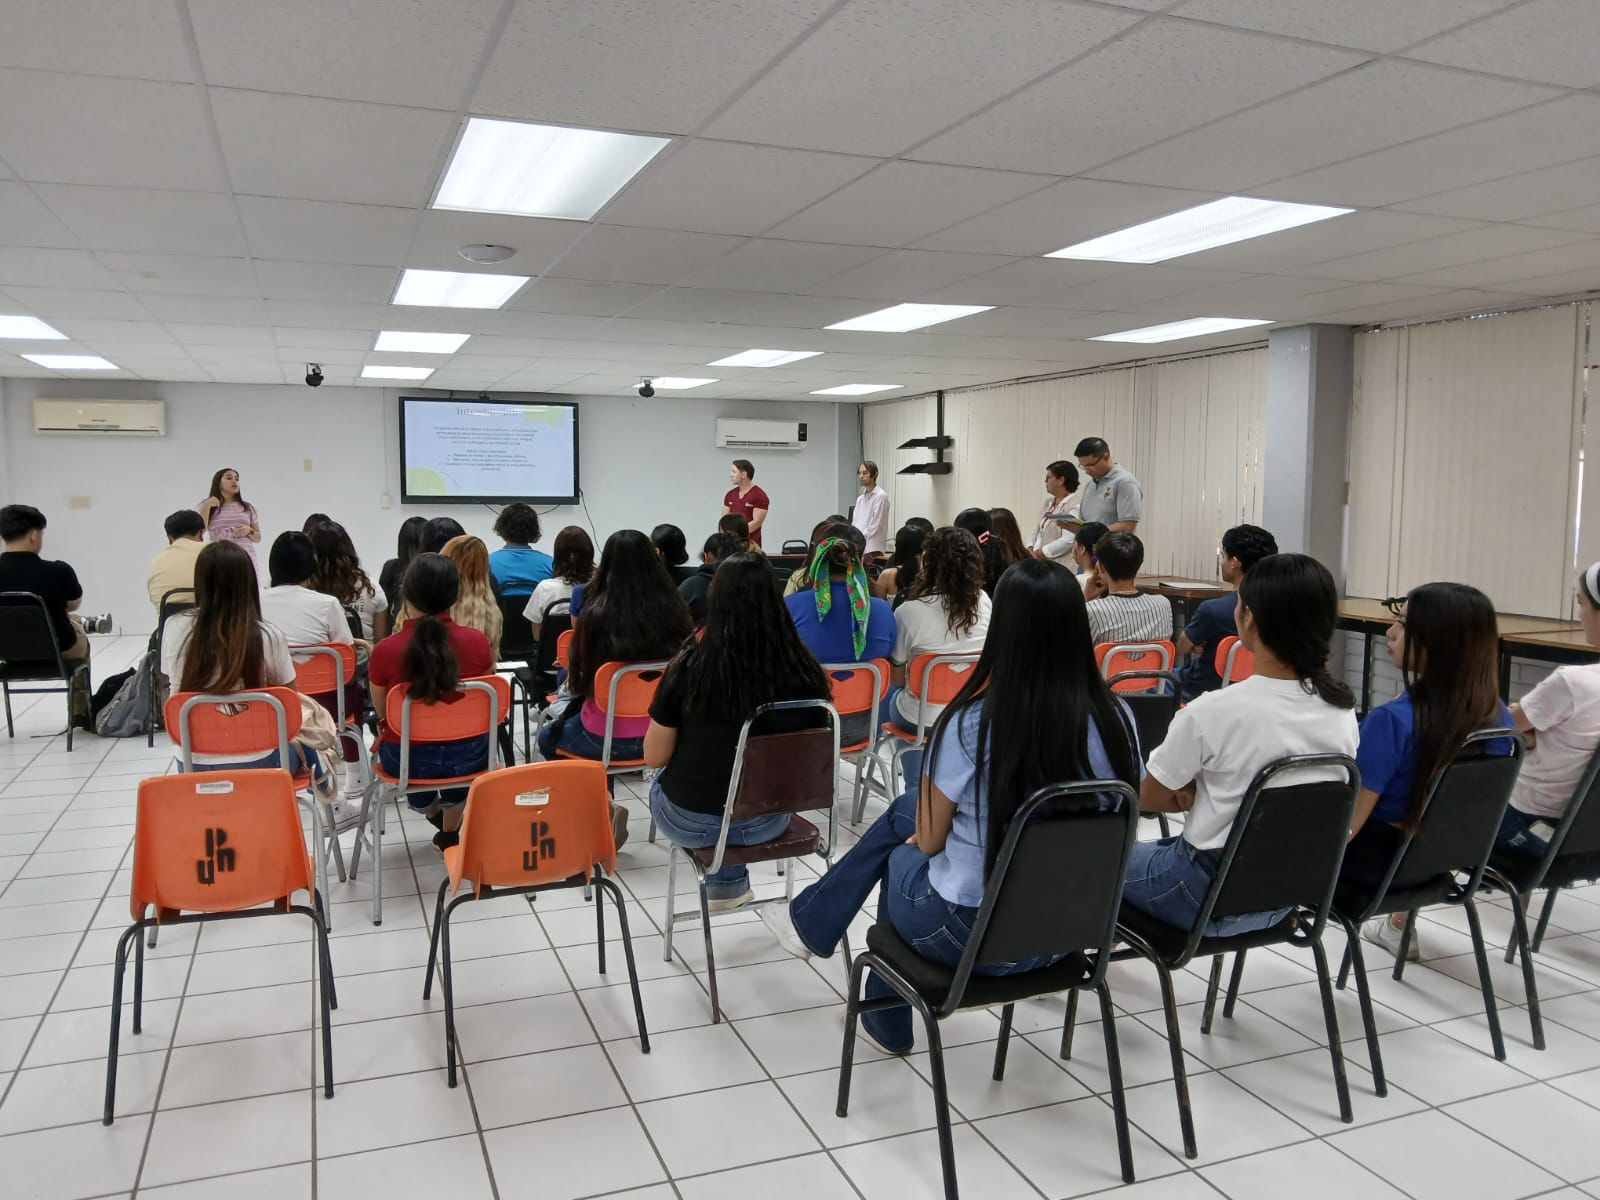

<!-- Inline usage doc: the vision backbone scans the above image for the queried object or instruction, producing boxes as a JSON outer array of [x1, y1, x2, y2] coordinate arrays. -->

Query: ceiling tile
[[1255, 280, 1447, 321], [597, 141, 876, 236], [236, 196, 414, 266], [189, 0, 501, 108], [0, 71, 225, 191], [255, 260, 398, 303], [1134, 272, 1356, 315], [544, 226, 745, 286], [209, 89, 457, 206], [768, 162, 1054, 248], [140, 294, 269, 323], [34, 185, 246, 255], [1175, 208, 1479, 272], [472, 0, 836, 134], [676, 239, 885, 292], [1473, 266, 1600, 298], [1391, 239, 1600, 290], [620, 288, 865, 327], [262, 300, 388, 328], [1392, 154, 1600, 223], [1090, 60, 1558, 191], [1033, 264, 1254, 310], [924, 308, 1138, 339], [270, 327, 381, 350], [704, 0, 1140, 156], [0, 285, 151, 320], [49, 319, 174, 343], [166, 323, 276, 347], [1523, 204, 1600, 236], [1297, 223, 1589, 282], [913, 20, 1363, 175], [100, 252, 259, 297], [406, 210, 588, 276], [802, 249, 1014, 301], [1171, 0, 1509, 54], [1309, 288, 1534, 325], [1406, 0, 1600, 87], [507, 279, 663, 318], [0, 182, 80, 249], [909, 257, 1129, 306], [0, 1, 194, 81], [0, 247, 121, 290]]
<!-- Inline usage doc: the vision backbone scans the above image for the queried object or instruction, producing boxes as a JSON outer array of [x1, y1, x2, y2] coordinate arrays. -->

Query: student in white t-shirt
[[260, 532, 355, 650], [1498, 561, 1600, 856], [523, 525, 595, 640], [887, 526, 991, 732], [1123, 553, 1359, 935]]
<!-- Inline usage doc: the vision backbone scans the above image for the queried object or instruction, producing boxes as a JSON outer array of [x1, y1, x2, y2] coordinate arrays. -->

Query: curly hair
[[909, 526, 985, 637], [441, 534, 503, 658], [306, 520, 374, 607], [494, 502, 542, 546]]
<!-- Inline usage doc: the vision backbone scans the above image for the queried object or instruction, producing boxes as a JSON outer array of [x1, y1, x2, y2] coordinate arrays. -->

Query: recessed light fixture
[[1047, 196, 1352, 264], [810, 383, 903, 396], [374, 330, 471, 354], [647, 377, 718, 390], [392, 269, 529, 310], [1090, 317, 1271, 344], [825, 303, 993, 333], [708, 348, 823, 368], [22, 353, 117, 370], [362, 364, 435, 380], [0, 315, 66, 340], [433, 117, 670, 221]]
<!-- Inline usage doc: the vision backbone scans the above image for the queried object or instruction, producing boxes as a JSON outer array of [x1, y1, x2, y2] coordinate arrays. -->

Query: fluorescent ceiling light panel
[[1046, 196, 1353, 264], [649, 377, 718, 389], [810, 383, 903, 396], [374, 330, 471, 354], [362, 364, 435, 380], [1090, 317, 1271, 344], [825, 303, 993, 333], [0, 315, 66, 340], [433, 117, 670, 221], [392, 268, 528, 309], [22, 354, 117, 369], [708, 348, 823, 368]]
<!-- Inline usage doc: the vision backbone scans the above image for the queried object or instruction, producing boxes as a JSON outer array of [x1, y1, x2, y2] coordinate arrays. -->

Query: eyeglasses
[[1381, 596, 1405, 618]]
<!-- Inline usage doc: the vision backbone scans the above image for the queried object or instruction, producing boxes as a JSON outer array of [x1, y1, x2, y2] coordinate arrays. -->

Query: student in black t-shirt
[[0, 505, 92, 720], [646, 552, 832, 912]]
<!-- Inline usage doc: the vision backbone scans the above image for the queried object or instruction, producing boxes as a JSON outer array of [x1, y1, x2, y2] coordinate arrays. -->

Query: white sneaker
[[705, 888, 753, 914], [759, 901, 813, 960], [326, 799, 365, 833], [1363, 915, 1420, 963]]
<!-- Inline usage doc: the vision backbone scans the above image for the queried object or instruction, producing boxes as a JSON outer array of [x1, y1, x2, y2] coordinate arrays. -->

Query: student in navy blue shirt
[[488, 503, 553, 597], [1175, 524, 1277, 700], [1340, 582, 1514, 962]]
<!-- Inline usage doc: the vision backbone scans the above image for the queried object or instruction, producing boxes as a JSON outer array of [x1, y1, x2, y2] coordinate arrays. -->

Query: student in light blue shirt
[[760, 558, 1142, 1055], [487, 503, 553, 597]]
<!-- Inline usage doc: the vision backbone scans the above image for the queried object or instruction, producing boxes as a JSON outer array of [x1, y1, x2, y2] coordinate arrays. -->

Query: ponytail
[[402, 613, 459, 703], [1307, 664, 1355, 710], [1236, 552, 1355, 711]]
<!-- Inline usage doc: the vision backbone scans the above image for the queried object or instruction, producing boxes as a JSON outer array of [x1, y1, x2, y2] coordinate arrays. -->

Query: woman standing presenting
[[198, 467, 262, 577], [1029, 460, 1081, 562]]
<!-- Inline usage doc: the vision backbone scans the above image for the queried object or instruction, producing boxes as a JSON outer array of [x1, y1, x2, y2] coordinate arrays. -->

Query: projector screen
[[399, 396, 579, 504]]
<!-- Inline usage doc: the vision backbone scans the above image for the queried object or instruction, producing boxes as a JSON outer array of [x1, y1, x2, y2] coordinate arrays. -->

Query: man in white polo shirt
[[1073, 436, 1143, 534]]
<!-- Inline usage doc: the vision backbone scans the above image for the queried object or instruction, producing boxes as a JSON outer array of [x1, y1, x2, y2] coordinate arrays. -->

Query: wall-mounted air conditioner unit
[[715, 418, 807, 450], [33, 398, 166, 436]]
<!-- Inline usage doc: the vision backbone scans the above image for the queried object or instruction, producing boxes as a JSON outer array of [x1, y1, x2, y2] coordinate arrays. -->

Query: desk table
[[1136, 576, 1231, 631], [1499, 626, 1597, 694]]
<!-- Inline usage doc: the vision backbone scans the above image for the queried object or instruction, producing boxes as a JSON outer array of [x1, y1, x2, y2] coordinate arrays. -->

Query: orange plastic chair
[[875, 651, 981, 798], [1096, 641, 1176, 693], [292, 639, 373, 796], [1214, 635, 1255, 685], [421, 760, 649, 1084], [104, 770, 336, 1123], [352, 675, 508, 926], [557, 659, 670, 843], [821, 660, 892, 823], [554, 628, 574, 668]]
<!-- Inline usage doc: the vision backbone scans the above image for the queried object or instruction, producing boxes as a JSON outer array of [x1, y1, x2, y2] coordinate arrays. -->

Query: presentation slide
[[399, 397, 579, 503]]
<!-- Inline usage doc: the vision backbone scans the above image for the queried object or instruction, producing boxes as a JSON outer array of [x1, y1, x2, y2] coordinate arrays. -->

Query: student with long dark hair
[[887, 526, 991, 733], [761, 559, 1141, 1052], [368, 553, 494, 850], [646, 553, 834, 910], [953, 507, 1011, 596], [988, 507, 1030, 567], [197, 467, 261, 578], [378, 516, 428, 638], [1125, 554, 1358, 935], [1343, 582, 1513, 960], [524, 525, 595, 639], [874, 522, 927, 609], [306, 519, 378, 642], [1073, 521, 1109, 595], [651, 523, 695, 584], [420, 516, 466, 554]]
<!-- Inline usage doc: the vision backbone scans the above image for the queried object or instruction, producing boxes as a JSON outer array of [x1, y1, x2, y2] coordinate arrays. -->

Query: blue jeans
[[183, 745, 327, 786], [1496, 806, 1555, 858], [1122, 834, 1289, 937], [537, 709, 642, 796], [378, 736, 488, 810], [789, 790, 1056, 1052], [649, 779, 791, 899]]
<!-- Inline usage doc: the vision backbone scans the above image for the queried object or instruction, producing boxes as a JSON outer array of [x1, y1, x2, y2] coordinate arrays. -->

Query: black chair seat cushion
[[0, 659, 79, 682], [1332, 874, 1455, 922], [688, 813, 819, 868], [1115, 900, 1301, 963], [864, 922, 1094, 1009], [1489, 848, 1600, 893]]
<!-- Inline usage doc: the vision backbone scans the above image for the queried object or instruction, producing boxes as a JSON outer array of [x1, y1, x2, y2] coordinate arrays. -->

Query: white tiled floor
[[8, 634, 1600, 1198]]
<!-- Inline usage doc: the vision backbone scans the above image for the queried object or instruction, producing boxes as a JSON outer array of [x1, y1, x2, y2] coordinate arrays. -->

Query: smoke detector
[[458, 244, 516, 265]]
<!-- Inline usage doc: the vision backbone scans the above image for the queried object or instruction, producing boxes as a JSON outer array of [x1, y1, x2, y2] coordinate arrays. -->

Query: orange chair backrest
[[385, 675, 509, 744], [906, 651, 979, 705], [825, 659, 890, 717], [1096, 642, 1175, 692], [290, 642, 356, 694], [1215, 635, 1255, 684], [130, 770, 313, 919], [165, 687, 303, 759], [555, 629, 574, 668], [450, 760, 616, 896], [593, 661, 667, 719]]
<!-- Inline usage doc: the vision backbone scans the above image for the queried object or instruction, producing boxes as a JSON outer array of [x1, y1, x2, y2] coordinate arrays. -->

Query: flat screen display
[[398, 396, 579, 504]]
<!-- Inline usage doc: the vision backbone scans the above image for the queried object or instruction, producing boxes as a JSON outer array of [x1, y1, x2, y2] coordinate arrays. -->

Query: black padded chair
[[1109, 668, 1181, 839], [145, 588, 197, 748], [498, 593, 537, 663], [780, 539, 809, 555], [1326, 730, 1531, 1083], [528, 601, 573, 711], [0, 591, 92, 751], [840, 779, 1142, 1199], [1114, 754, 1361, 1159]]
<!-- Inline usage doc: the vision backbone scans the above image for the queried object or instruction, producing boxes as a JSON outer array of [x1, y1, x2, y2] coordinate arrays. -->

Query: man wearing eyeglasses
[[1063, 437, 1142, 535]]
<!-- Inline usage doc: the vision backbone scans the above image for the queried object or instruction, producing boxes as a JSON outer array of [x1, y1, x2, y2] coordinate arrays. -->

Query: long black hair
[[885, 523, 926, 608], [420, 516, 466, 554], [1236, 553, 1355, 710], [569, 529, 693, 699], [395, 516, 427, 568], [954, 507, 1010, 595], [673, 553, 830, 721], [399, 553, 462, 704], [650, 523, 688, 567], [924, 558, 1140, 877]]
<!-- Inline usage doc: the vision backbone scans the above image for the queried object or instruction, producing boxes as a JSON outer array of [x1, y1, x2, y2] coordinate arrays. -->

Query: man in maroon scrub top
[[721, 459, 769, 548]]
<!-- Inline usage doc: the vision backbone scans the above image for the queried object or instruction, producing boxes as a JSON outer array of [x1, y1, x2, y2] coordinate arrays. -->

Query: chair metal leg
[[312, 890, 338, 1011], [305, 905, 335, 1098], [993, 1004, 1014, 1081], [1504, 891, 1529, 965], [920, 1003, 960, 1200], [1392, 911, 1417, 981], [441, 898, 460, 1086], [1060, 988, 1080, 1059], [1334, 915, 1384, 1096], [1096, 983, 1135, 1185], [594, 873, 607, 975], [132, 921, 145, 1035], [5, 679, 16, 738], [699, 880, 720, 1023], [837, 953, 870, 1117], [661, 846, 679, 962], [1533, 888, 1559, 952], [1157, 814, 1171, 838], [423, 879, 449, 999], [1309, 933, 1353, 1124], [1153, 957, 1197, 1158], [1337, 935, 1352, 991], [1200, 955, 1224, 1035], [1501, 879, 1545, 1051], [1223, 950, 1248, 1018], [647, 815, 657, 843], [598, 877, 650, 1053], [103, 922, 142, 1124], [1462, 895, 1507, 1062]]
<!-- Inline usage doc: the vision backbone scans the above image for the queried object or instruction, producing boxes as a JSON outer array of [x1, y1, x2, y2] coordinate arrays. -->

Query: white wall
[[0, 378, 853, 629]]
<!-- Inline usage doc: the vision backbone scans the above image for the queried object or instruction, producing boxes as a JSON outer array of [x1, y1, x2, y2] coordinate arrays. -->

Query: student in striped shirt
[[1084, 532, 1173, 647]]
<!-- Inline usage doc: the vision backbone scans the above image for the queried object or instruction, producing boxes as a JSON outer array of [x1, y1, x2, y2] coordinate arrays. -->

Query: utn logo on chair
[[523, 822, 557, 871], [196, 827, 237, 885]]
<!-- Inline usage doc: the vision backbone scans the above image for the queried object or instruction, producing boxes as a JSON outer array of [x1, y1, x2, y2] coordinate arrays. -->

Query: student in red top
[[721, 459, 770, 548], [368, 552, 495, 850]]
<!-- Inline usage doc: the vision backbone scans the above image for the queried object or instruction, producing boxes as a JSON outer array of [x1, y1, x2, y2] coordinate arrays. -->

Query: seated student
[[0, 504, 93, 723], [1072, 522, 1109, 595], [874, 522, 926, 609], [887, 526, 992, 734], [377, 516, 428, 641], [953, 507, 1014, 597], [1084, 532, 1173, 646], [718, 512, 760, 555], [368, 554, 495, 851], [786, 529, 895, 745], [646, 553, 834, 911], [306, 519, 379, 645], [679, 532, 744, 625], [786, 516, 852, 596], [989, 508, 1030, 568], [147, 509, 206, 609], [1175, 524, 1278, 699], [1497, 562, 1600, 858], [420, 516, 466, 554], [489, 503, 553, 597], [261, 532, 354, 650], [441, 535, 503, 660], [1343, 583, 1514, 960], [524, 526, 595, 639], [1125, 553, 1359, 934], [651, 523, 697, 585], [760, 559, 1141, 1052]]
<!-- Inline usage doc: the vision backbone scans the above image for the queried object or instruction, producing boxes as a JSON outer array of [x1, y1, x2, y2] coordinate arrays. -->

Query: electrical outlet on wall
[[380, 493, 393, 509], [68, 495, 91, 510]]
